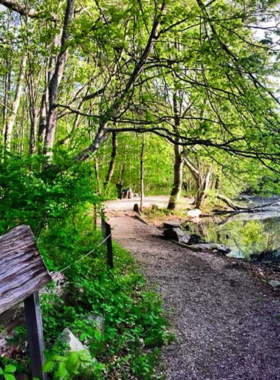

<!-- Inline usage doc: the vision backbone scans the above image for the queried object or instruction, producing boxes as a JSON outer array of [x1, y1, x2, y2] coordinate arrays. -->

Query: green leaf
[[57, 362, 68, 380], [0, 368, 4, 375], [43, 360, 56, 372], [4, 365, 16, 374], [4, 374, 16, 380]]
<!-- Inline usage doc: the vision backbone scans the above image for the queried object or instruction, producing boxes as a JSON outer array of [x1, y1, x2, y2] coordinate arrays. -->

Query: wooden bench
[[0, 225, 52, 380]]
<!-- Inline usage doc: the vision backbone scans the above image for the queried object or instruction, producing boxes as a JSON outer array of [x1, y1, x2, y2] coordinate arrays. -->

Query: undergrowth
[[38, 216, 173, 379], [0, 153, 173, 380]]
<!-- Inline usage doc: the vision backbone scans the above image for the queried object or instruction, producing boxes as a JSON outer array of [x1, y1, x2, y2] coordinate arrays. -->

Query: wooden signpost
[[0, 225, 52, 380]]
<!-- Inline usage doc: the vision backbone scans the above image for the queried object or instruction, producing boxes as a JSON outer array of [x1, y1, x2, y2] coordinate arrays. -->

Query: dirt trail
[[107, 198, 280, 380]]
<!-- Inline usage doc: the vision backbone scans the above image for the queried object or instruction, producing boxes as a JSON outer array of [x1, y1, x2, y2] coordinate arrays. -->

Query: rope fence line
[[60, 232, 112, 273]]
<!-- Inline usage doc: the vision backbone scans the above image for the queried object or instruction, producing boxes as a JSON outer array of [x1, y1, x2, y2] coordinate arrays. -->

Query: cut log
[[0, 225, 51, 313]]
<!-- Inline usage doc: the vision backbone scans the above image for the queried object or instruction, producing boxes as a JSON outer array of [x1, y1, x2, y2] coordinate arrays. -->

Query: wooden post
[[24, 292, 46, 380], [102, 220, 113, 269]]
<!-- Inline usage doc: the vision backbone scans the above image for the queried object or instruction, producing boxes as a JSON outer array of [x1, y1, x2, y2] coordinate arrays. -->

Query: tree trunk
[[104, 132, 118, 188], [168, 145, 183, 210], [168, 92, 183, 210], [195, 169, 212, 209], [140, 135, 145, 212], [44, 0, 75, 155], [4, 54, 27, 150], [2, 62, 11, 135]]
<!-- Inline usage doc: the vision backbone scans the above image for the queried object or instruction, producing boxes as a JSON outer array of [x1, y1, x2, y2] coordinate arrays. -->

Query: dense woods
[[1, 0, 280, 207], [1, 0, 280, 378]]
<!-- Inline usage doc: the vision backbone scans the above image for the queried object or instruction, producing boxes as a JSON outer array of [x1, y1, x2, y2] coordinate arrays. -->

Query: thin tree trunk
[[4, 54, 27, 150], [168, 92, 183, 210], [94, 158, 101, 195], [195, 169, 212, 209], [2, 64, 11, 134], [104, 132, 118, 188], [168, 145, 183, 210], [140, 134, 145, 212], [27, 64, 39, 155], [44, 0, 75, 154]]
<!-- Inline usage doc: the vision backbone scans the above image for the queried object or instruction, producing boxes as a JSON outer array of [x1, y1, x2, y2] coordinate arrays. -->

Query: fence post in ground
[[101, 219, 114, 269]]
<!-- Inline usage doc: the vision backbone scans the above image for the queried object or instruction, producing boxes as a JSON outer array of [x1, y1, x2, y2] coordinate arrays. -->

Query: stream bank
[[107, 208, 280, 380]]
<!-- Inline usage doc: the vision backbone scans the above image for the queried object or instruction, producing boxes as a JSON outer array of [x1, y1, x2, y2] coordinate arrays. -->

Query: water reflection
[[185, 215, 280, 259]]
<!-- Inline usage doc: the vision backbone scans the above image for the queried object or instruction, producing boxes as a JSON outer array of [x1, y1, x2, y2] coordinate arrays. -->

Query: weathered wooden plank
[[0, 225, 51, 313]]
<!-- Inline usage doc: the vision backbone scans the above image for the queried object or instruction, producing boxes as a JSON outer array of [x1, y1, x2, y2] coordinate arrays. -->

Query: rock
[[164, 228, 190, 244], [60, 328, 89, 353], [268, 280, 280, 289], [84, 314, 105, 333], [187, 209, 202, 217], [275, 250, 280, 258], [188, 234, 204, 245], [163, 221, 182, 229], [185, 243, 231, 254], [180, 233, 192, 244]]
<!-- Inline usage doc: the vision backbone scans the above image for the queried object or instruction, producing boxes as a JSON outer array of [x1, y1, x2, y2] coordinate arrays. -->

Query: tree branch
[[0, 0, 57, 20]]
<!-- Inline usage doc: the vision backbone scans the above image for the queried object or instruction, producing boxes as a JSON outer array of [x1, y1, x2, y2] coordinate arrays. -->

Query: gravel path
[[107, 202, 280, 380]]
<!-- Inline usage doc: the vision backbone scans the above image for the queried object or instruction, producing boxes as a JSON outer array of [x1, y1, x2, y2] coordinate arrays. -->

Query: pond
[[184, 196, 280, 260]]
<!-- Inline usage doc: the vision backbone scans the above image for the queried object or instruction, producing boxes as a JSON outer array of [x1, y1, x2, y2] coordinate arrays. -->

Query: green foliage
[[0, 152, 99, 235], [0, 364, 16, 380], [44, 350, 104, 380], [40, 231, 172, 379], [0, 150, 170, 379]]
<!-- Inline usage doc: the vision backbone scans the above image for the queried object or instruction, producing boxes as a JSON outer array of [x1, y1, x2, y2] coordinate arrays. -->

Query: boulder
[[164, 227, 191, 244], [163, 221, 182, 229], [188, 234, 204, 245], [187, 209, 202, 217], [60, 328, 89, 353]]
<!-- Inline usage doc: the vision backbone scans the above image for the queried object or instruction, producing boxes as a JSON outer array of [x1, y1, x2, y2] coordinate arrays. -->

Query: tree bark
[[195, 169, 212, 209], [4, 54, 27, 150], [168, 92, 184, 210], [168, 145, 183, 210], [104, 132, 118, 188], [140, 135, 145, 212], [44, 0, 75, 155]]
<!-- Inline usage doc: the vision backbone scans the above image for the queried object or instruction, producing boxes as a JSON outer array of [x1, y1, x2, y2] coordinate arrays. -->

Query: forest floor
[[106, 196, 280, 380]]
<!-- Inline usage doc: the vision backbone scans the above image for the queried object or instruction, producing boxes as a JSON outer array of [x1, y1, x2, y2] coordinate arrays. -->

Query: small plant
[[44, 350, 105, 380], [0, 364, 17, 380]]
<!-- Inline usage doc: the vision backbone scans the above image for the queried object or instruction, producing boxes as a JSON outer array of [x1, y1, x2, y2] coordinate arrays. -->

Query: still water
[[184, 197, 280, 259]]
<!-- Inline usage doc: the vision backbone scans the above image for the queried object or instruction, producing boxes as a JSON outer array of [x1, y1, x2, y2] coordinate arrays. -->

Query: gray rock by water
[[163, 221, 182, 229], [268, 280, 280, 289], [164, 227, 190, 244]]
